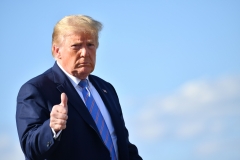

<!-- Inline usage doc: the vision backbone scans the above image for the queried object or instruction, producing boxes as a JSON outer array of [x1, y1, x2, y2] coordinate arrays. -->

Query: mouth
[[77, 63, 91, 67]]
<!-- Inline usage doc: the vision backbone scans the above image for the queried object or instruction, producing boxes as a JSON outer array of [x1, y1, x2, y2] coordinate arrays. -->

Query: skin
[[50, 31, 98, 132]]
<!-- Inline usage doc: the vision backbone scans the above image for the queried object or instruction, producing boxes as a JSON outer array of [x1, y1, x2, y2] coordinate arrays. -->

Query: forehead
[[64, 31, 95, 42]]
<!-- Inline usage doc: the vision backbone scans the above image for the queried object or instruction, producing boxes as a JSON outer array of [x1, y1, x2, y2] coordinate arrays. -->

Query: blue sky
[[0, 0, 240, 159]]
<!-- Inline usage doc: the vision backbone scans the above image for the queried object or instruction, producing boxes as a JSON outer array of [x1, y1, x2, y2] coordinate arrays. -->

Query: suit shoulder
[[89, 74, 117, 90], [17, 67, 56, 100], [89, 74, 118, 94], [22, 68, 54, 87], [89, 75, 111, 85]]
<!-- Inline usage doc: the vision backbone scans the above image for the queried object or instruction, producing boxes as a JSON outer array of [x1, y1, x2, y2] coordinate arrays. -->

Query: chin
[[76, 70, 92, 79]]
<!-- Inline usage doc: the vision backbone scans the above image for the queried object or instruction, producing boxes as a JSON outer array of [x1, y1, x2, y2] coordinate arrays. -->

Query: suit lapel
[[51, 62, 99, 135], [51, 63, 125, 151], [89, 76, 124, 140]]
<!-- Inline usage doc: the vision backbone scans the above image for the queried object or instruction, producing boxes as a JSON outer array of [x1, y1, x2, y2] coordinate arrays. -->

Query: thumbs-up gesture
[[50, 93, 68, 132]]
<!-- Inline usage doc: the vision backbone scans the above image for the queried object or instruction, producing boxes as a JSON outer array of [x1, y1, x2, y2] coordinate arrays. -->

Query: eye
[[71, 44, 81, 50], [87, 43, 95, 48]]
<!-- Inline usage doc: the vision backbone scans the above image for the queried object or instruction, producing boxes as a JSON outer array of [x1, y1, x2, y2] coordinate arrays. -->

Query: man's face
[[54, 32, 97, 79]]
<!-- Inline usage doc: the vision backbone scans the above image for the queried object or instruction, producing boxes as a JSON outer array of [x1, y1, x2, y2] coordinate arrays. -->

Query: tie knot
[[79, 79, 88, 88]]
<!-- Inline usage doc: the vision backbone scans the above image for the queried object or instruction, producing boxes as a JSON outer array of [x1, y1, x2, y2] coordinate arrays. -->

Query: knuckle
[[50, 112, 55, 116], [56, 125, 61, 130], [60, 120, 66, 125]]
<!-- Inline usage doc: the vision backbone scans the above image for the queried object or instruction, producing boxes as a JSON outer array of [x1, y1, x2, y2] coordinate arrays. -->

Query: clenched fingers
[[50, 93, 68, 132]]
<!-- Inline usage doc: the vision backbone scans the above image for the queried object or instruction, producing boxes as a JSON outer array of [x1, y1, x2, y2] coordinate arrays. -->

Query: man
[[16, 15, 142, 160]]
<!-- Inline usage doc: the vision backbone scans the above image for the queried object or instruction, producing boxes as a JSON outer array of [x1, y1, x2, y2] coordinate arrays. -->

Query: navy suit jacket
[[16, 62, 142, 160]]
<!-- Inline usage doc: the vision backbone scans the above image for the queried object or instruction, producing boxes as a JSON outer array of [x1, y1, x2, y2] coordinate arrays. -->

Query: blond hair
[[51, 15, 102, 56]]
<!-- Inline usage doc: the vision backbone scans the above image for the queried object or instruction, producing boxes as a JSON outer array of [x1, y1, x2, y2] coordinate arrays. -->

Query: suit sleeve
[[16, 83, 59, 160], [109, 83, 143, 160], [122, 113, 143, 160]]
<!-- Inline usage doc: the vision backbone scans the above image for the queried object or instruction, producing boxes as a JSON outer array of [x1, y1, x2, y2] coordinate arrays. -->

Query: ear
[[52, 45, 61, 59]]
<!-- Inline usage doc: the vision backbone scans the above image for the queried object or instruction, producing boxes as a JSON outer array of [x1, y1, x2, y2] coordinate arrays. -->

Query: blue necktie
[[79, 79, 117, 160]]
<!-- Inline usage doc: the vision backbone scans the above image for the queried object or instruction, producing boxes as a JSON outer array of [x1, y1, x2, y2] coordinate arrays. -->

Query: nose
[[80, 46, 89, 57]]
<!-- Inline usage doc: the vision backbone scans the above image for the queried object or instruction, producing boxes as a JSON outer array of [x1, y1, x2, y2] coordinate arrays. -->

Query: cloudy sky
[[0, 0, 239, 159]]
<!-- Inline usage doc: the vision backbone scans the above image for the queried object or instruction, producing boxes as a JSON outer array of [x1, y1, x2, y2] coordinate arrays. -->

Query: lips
[[77, 63, 91, 67]]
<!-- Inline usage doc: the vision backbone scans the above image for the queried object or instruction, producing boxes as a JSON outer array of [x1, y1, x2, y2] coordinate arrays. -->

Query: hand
[[50, 93, 68, 132]]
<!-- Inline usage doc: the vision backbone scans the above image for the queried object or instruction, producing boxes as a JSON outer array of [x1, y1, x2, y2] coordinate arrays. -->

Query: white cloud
[[160, 76, 240, 116], [129, 75, 240, 142], [194, 138, 240, 159], [195, 141, 220, 155], [176, 122, 205, 138]]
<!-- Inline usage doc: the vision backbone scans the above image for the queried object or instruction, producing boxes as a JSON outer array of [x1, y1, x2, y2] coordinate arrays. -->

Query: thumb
[[60, 93, 68, 108]]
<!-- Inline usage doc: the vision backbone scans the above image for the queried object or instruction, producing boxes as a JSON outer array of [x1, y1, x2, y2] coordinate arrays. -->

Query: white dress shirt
[[52, 62, 118, 159]]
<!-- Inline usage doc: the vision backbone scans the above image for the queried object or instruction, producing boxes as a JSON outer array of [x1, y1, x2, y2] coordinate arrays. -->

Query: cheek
[[93, 55, 96, 63], [74, 54, 81, 62], [62, 52, 78, 66], [91, 52, 96, 63]]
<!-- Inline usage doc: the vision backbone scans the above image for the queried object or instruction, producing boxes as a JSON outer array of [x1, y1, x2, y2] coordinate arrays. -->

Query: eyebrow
[[71, 42, 81, 46]]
